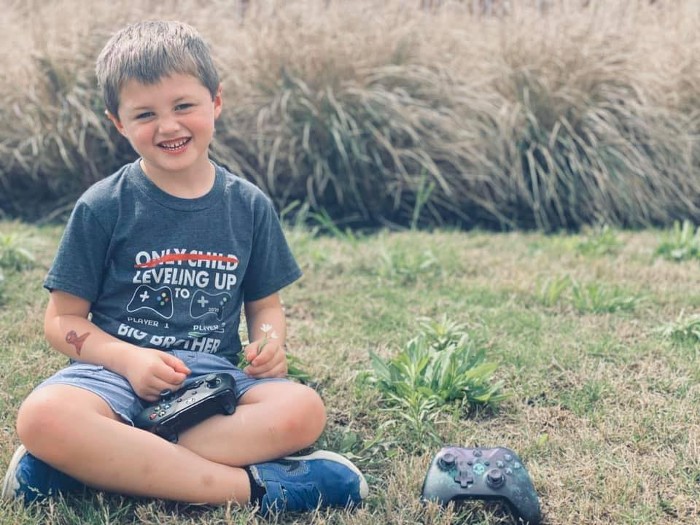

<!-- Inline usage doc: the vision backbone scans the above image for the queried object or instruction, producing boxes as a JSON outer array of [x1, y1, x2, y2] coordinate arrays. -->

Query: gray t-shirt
[[44, 160, 302, 364]]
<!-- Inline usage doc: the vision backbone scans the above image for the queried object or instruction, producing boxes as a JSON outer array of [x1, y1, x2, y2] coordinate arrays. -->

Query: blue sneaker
[[249, 450, 369, 516], [1, 445, 84, 504]]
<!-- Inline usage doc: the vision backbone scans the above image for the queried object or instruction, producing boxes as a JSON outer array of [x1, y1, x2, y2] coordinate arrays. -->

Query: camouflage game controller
[[421, 446, 542, 524], [134, 373, 237, 443]]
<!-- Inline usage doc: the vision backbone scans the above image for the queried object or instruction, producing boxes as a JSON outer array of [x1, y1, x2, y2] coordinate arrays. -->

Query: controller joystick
[[134, 372, 237, 443], [439, 451, 456, 470], [486, 468, 505, 488], [422, 446, 542, 525]]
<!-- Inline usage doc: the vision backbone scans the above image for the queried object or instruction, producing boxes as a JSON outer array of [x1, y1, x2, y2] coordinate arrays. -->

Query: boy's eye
[[175, 103, 194, 111], [135, 111, 154, 120]]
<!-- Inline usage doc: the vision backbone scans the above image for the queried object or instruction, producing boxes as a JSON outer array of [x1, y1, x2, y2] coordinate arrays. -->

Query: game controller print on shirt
[[118, 248, 240, 353]]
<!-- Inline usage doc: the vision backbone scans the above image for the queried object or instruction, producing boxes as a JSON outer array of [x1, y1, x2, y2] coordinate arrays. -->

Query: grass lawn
[[0, 220, 698, 524]]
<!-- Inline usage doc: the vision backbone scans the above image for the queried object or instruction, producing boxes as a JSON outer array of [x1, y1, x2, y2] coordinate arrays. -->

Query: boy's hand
[[122, 347, 191, 401], [242, 338, 288, 378]]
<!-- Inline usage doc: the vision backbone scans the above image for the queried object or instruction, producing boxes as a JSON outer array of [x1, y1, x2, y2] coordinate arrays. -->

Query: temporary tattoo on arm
[[65, 330, 90, 356]]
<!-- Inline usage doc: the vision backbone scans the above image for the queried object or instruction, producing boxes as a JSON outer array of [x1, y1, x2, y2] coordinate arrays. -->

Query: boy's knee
[[304, 386, 327, 424], [282, 386, 326, 444], [16, 389, 67, 450]]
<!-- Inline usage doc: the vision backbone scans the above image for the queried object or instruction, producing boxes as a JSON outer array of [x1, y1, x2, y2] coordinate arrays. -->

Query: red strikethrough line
[[135, 254, 239, 269]]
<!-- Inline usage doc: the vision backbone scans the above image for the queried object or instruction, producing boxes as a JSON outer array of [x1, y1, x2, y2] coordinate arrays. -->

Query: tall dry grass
[[1, 0, 699, 230]]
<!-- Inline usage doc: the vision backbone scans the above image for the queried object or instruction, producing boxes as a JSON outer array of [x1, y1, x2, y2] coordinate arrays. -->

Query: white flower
[[260, 323, 278, 339], [256, 323, 279, 356]]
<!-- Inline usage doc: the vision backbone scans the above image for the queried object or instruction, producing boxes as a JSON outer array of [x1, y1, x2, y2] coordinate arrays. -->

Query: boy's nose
[[157, 115, 181, 134]]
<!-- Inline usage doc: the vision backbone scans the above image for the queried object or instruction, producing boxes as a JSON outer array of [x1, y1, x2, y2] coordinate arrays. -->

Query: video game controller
[[421, 446, 542, 525], [134, 373, 237, 443], [127, 285, 174, 319], [190, 290, 231, 321]]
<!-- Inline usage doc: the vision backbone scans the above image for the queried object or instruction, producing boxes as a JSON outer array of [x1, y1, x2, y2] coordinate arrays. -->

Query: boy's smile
[[108, 73, 223, 196]]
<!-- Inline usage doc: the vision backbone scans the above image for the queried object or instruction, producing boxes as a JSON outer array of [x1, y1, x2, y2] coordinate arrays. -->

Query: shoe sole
[[1, 444, 27, 499], [282, 450, 370, 499]]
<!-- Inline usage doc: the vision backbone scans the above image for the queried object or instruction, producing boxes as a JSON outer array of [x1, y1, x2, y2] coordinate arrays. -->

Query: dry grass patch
[[1, 219, 699, 523]]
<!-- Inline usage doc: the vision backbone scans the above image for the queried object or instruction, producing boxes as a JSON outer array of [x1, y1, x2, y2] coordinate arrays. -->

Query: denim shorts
[[36, 350, 289, 425]]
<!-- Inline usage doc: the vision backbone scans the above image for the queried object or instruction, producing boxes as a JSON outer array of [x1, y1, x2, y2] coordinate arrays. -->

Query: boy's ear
[[214, 84, 223, 119], [105, 110, 127, 136]]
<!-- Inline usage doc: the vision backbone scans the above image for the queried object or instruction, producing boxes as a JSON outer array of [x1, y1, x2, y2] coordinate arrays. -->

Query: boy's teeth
[[160, 138, 189, 150]]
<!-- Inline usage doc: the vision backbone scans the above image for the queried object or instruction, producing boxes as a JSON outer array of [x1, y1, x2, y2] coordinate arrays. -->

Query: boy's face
[[107, 73, 223, 183]]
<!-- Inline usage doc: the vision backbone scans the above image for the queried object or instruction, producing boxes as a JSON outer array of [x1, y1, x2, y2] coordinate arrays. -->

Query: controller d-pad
[[454, 469, 474, 488], [453, 457, 474, 488]]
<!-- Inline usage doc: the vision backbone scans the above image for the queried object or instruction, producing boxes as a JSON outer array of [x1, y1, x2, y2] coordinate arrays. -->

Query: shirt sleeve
[[43, 200, 111, 303], [241, 196, 302, 302]]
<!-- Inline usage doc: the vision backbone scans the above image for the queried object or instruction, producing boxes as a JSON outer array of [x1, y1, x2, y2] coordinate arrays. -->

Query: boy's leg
[[176, 381, 327, 466], [15, 384, 250, 504], [175, 381, 368, 514], [10, 380, 367, 513]]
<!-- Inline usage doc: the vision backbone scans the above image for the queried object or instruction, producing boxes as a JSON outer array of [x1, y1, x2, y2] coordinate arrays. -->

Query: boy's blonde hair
[[96, 20, 220, 117]]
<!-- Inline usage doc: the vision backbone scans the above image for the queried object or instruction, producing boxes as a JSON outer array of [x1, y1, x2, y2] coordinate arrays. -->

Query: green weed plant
[[536, 275, 571, 307], [0, 233, 35, 271], [375, 247, 440, 285], [656, 220, 700, 262], [657, 311, 700, 344], [570, 280, 640, 314], [536, 275, 639, 313], [367, 317, 507, 422], [575, 225, 622, 256]]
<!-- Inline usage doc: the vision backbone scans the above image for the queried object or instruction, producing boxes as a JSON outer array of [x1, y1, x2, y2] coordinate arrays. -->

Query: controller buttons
[[473, 449, 482, 458], [472, 463, 486, 476], [497, 460, 505, 468], [513, 462, 522, 470], [484, 460, 490, 467], [505, 467, 513, 475], [486, 468, 505, 488], [504, 454, 513, 462]]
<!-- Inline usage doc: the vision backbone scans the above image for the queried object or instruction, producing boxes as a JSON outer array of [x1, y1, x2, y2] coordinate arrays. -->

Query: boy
[[1, 20, 367, 516]]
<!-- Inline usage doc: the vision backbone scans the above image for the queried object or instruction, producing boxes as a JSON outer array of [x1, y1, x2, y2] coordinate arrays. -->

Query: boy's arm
[[242, 292, 289, 378], [44, 290, 190, 401]]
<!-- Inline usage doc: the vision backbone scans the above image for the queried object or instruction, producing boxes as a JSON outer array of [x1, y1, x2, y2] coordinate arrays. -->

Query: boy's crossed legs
[[3, 364, 367, 515]]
